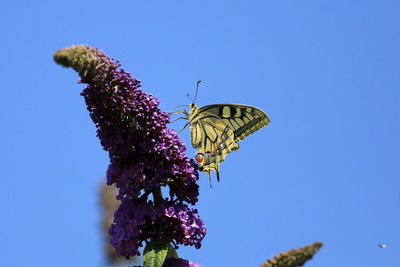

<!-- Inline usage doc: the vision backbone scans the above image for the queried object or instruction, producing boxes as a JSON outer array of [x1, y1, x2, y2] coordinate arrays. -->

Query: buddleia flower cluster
[[54, 45, 206, 260]]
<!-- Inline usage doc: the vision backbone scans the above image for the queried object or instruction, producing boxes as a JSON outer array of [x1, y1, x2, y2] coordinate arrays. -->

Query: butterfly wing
[[191, 116, 238, 183], [198, 104, 270, 142], [191, 104, 270, 184]]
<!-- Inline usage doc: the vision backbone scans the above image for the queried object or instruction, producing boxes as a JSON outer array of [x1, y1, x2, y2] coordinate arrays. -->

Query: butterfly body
[[186, 103, 270, 184]]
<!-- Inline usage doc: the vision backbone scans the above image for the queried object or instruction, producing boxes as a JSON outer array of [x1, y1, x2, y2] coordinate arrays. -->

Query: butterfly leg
[[178, 122, 190, 133], [170, 117, 188, 124], [168, 104, 190, 112], [169, 109, 189, 116]]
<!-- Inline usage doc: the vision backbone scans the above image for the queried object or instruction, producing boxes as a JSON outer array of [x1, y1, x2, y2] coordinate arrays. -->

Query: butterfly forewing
[[198, 104, 270, 142]]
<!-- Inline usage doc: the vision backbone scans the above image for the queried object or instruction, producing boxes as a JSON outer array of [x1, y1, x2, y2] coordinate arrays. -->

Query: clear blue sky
[[1, 1, 399, 266]]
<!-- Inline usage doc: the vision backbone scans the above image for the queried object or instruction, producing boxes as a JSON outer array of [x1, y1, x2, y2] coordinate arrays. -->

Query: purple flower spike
[[54, 45, 206, 258], [54, 45, 200, 203], [110, 201, 206, 258]]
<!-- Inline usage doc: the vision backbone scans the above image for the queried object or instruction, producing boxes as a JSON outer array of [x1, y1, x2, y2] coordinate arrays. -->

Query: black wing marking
[[198, 104, 270, 142]]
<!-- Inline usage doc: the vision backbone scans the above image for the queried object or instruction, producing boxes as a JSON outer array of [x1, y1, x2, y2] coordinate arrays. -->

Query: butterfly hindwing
[[191, 116, 238, 182]]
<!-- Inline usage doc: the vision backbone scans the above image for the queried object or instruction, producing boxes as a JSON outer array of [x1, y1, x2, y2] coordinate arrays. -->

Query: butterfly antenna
[[194, 80, 201, 104], [186, 93, 194, 102]]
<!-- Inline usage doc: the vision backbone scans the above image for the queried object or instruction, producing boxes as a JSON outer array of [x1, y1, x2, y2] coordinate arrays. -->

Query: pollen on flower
[[165, 207, 175, 217]]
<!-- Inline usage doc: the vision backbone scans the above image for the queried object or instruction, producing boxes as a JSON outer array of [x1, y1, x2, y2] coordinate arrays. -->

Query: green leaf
[[166, 244, 179, 259], [143, 242, 169, 267]]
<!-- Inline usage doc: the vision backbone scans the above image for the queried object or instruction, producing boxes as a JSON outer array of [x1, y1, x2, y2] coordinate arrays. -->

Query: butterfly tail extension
[[211, 139, 222, 183], [206, 170, 212, 188]]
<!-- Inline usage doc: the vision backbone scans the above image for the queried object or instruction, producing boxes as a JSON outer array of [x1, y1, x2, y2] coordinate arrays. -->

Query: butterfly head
[[187, 81, 202, 119], [188, 103, 199, 119]]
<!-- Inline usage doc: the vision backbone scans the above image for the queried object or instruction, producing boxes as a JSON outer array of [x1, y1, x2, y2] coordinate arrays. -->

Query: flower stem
[[152, 187, 163, 206]]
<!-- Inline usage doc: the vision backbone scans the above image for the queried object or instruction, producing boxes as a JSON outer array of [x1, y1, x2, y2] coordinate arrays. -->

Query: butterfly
[[172, 81, 270, 186]]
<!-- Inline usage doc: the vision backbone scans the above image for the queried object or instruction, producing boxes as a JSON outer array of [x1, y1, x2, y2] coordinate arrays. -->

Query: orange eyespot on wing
[[196, 153, 204, 163]]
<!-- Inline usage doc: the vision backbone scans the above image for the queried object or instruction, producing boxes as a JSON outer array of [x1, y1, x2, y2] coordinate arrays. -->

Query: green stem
[[152, 187, 163, 206]]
